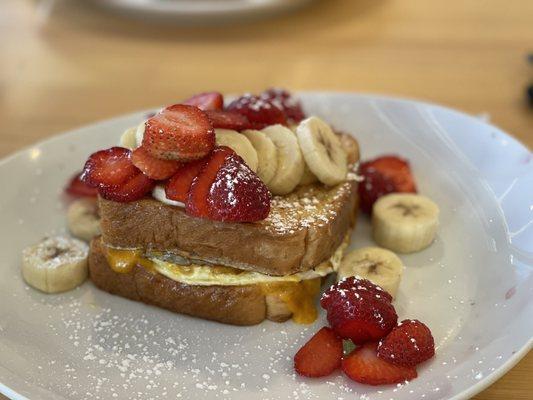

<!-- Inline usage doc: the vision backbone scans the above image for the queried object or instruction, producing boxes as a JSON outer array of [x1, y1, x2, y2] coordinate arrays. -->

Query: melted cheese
[[103, 236, 349, 325]]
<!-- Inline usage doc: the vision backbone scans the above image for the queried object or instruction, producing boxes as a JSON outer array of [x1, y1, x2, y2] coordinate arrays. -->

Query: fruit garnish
[[165, 158, 209, 203], [187, 146, 271, 222], [183, 92, 224, 111], [358, 166, 396, 214], [99, 172, 155, 202], [226, 95, 287, 129], [294, 327, 343, 377], [342, 342, 417, 385], [320, 277, 397, 344], [206, 110, 252, 131], [377, 319, 435, 367], [65, 172, 98, 197], [131, 146, 182, 180], [359, 155, 417, 214], [142, 104, 215, 161], [81, 147, 138, 188], [260, 88, 306, 123]]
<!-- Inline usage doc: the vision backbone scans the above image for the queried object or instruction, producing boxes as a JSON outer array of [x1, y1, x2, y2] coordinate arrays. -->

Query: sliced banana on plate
[[21, 236, 89, 293], [262, 124, 305, 195], [67, 198, 101, 242], [296, 116, 348, 186], [242, 129, 278, 185], [338, 246, 404, 298], [215, 129, 259, 172], [119, 127, 138, 149], [372, 193, 440, 253]]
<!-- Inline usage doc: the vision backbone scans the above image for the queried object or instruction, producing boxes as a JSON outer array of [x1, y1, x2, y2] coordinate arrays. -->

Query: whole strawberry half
[[342, 342, 417, 386], [142, 104, 215, 161], [182, 92, 224, 111], [65, 171, 98, 197], [377, 319, 435, 367], [187, 146, 271, 222], [294, 327, 343, 378], [226, 95, 287, 130], [260, 88, 306, 123], [321, 277, 397, 344], [81, 147, 155, 202], [358, 155, 417, 214]]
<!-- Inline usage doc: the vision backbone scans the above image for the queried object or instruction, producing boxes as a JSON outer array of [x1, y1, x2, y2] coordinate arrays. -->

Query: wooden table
[[1, 0, 531, 398]]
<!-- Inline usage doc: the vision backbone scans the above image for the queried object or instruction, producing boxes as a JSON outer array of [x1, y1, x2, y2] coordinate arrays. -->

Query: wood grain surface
[[0, 0, 531, 399]]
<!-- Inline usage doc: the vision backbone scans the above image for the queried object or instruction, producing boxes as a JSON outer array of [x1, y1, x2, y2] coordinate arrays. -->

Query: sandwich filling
[[103, 236, 349, 324]]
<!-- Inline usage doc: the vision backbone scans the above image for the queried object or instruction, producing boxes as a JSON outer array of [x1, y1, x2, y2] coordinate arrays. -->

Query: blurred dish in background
[[88, 0, 315, 23]]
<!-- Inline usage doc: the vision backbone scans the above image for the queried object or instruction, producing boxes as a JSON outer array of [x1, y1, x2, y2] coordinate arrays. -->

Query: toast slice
[[89, 237, 343, 325], [99, 134, 360, 276]]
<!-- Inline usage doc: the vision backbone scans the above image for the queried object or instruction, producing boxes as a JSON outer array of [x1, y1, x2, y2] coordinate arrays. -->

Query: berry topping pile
[[78, 90, 284, 222], [358, 155, 417, 214], [294, 277, 435, 386]]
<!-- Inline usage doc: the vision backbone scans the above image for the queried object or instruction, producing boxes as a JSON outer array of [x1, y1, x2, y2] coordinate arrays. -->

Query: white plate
[[0, 93, 531, 400], [89, 0, 314, 23]]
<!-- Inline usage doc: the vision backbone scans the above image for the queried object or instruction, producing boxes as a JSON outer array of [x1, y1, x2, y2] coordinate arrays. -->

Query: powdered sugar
[[263, 180, 356, 235]]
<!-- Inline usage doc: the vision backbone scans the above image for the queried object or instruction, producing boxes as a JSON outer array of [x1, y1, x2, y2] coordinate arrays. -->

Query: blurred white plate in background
[[89, 0, 315, 23]]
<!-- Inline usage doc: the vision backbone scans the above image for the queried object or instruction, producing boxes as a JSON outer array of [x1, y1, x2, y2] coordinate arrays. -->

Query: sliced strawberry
[[342, 342, 417, 386], [142, 104, 215, 161], [205, 110, 252, 131], [187, 147, 234, 219], [187, 146, 271, 222], [359, 155, 417, 214], [226, 95, 287, 129], [131, 146, 182, 180], [207, 151, 271, 222], [365, 155, 417, 193], [65, 171, 98, 197], [377, 320, 435, 367], [321, 277, 397, 344], [357, 168, 396, 214], [81, 147, 138, 188], [183, 92, 223, 111], [99, 172, 155, 202], [165, 158, 209, 203], [294, 327, 343, 378], [260, 88, 306, 123]]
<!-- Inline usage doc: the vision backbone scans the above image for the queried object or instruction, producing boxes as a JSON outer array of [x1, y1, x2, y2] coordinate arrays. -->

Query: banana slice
[[215, 129, 259, 172], [296, 117, 348, 186], [152, 185, 185, 207], [242, 129, 278, 185], [299, 163, 318, 186], [135, 121, 146, 148], [119, 127, 138, 149], [21, 236, 89, 293], [338, 247, 403, 298], [262, 124, 305, 195], [372, 193, 440, 253], [67, 198, 101, 242]]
